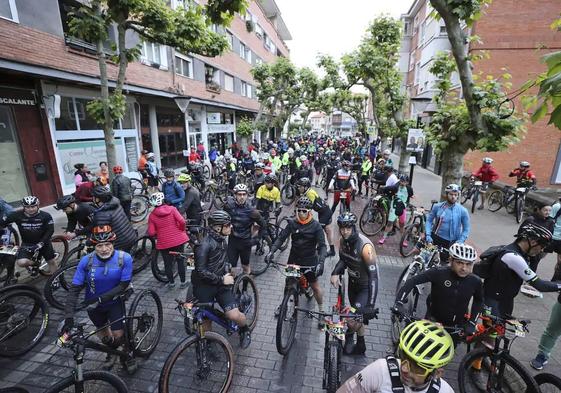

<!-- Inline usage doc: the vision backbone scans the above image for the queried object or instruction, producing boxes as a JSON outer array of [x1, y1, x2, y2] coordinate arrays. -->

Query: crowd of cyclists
[[1, 133, 561, 392]]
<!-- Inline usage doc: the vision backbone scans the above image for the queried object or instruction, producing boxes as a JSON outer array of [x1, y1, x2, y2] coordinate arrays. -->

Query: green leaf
[[548, 104, 561, 129], [531, 100, 548, 123], [542, 51, 561, 68]]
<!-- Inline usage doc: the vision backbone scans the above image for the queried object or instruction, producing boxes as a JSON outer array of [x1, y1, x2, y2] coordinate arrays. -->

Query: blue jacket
[[209, 148, 218, 162], [162, 181, 185, 208], [0, 198, 13, 219], [425, 201, 470, 243]]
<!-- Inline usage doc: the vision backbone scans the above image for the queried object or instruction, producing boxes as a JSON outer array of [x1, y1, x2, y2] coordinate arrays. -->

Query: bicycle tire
[[127, 289, 163, 357], [130, 195, 150, 223], [250, 234, 272, 276], [60, 244, 86, 269], [43, 261, 80, 310], [276, 287, 298, 355], [471, 189, 478, 214], [281, 184, 295, 206], [277, 218, 291, 251], [0, 387, 30, 393], [203, 164, 211, 180], [399, 222, 421, 257], [516, 197, 525, 223], [48, 235, 69, 273], [159, 332, 234, 393], [506, 193, 516, 214], [461, 188, 472, 205], [458, 347, 540, 393], [534, 372, 561, 391], [131, 235, 155, 275], [201, 189, 215, 210], [326, 341, 341, 393], [233, 274, 259, 331], [359, 204, 386, 236], [0, 288, 49, 357], [150, 250, 179, 283], [44, 370, 129, 393], [130, 178, 147, 196], [487, 190, 504, 212]]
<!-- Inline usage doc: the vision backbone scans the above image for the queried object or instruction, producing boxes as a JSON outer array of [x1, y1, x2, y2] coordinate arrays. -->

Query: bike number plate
[[327, 321, 346, 340], [516, 187, 527, 193], [285, 265, 301, 277], [508, 320, 526, 337], [0, 245, 18, 255], [474, 181, 483, 186]]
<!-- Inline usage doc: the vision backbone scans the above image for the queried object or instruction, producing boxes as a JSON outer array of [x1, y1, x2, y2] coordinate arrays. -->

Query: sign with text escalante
[[0, 88, 36, 106]]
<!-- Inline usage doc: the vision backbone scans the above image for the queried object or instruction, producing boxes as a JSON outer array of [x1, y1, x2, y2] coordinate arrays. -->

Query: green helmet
[[399, 320, 454, 372], [177, 173, 191, 183]]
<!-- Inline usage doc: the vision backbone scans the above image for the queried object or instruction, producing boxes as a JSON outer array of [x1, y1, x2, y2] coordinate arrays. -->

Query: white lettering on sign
[[0, 98, 36, 105]]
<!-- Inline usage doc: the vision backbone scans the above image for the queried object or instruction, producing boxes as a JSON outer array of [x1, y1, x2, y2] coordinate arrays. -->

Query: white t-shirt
[[385, 173, 399, 187], [337, 359, 454, 393]]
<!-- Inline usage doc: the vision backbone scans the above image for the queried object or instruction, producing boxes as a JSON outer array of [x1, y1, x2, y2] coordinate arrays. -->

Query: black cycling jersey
[[396, 266, 484, 327], [192, 230, 229, 285], [66, 203, 95, 236], [271, 217, 326, 266], [224, 198, 266, 240], [0, 210, 54, 244]]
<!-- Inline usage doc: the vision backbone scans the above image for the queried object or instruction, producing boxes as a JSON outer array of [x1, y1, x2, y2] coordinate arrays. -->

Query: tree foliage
[[236, 117, 254, 138]]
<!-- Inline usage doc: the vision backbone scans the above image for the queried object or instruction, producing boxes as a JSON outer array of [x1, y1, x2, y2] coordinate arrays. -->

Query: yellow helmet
[[399, 320, 454, 371], [177, 173, 191, 183]]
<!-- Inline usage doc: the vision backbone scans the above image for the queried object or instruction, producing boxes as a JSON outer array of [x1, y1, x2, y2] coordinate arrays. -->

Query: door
[[0, 106, 29, 203]]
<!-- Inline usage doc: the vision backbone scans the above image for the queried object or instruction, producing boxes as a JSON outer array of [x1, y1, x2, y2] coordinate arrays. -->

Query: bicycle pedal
[[123, 359, 137, 375]]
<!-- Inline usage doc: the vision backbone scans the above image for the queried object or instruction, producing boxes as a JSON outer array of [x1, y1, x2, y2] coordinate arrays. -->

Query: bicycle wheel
[[44, 262, 81, 310], [281, 184, 295, 206], [150, 250, 179, 283], [233, 274, 259, 331], [60, 245, 86, 269], [326, 341, 341, 393], [203, 164, 211, 180], [130, 178, 147, 196], [516, 197, 525, 223], [276, 287, 298, 355], [461, 188, 472, 205], [399, 222, 421, 257], [159, 332, 234, 393], [458, 347, 540, 393], [201, 189, 215, 210], [44, 370, 128, 393], [277, 218, 291, 251], [359, 204, 386, 236], [535, 373, 561, 392], [0, 288, 49, 357], [130, 195, 150, 223], [131, 235, 155, 275], [250, 236, 271, 276], [471, 190, 478, 214], [487, 190, 504, 212], [127, 289, 163, 357], [50, 235, 69, 270]]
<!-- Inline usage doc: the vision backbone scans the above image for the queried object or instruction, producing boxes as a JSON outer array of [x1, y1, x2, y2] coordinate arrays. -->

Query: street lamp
[[174, 95, 192, 151]]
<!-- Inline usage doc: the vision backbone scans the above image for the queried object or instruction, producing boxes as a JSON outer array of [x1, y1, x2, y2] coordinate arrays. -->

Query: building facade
[[399, 0, 561, 188], [0, 0, 291, 203]]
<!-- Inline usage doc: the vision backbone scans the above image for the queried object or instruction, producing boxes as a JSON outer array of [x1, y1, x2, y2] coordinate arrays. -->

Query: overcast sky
[[275, 0, 414, 71]]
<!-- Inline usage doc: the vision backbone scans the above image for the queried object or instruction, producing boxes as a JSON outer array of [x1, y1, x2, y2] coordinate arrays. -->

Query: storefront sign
[[206, 112, 221, 124], [207, 124, 234, 133], [0, 88, 36, 106]]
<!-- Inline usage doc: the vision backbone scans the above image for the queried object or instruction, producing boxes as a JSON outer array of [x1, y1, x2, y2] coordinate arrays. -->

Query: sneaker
[[343, 333, 355, 355], [378, 237, 386, 245], [387, 230, 396, 237], [530, 353, 548, 370], [327, 250, 336, 257], [351, 337, 366, 355], [166, 282, 176, 289], [239, 327, 251, 349], [274, 305, 281, 318], [477, 205, 485, 210], [102, 353, 116, 370], [180, 281, 189, 289], [402, 240, 408, 248]]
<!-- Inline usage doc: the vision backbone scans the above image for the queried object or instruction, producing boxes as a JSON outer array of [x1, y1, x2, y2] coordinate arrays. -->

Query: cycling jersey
[[509, 168, 536, 187], [224, 198, 266, 240], [272, 217, 326, 266], [66, 203, 95, 236], [0, 210, 54, 245], [329, 169, 356, 190], [192, 230, 229, 285], [256, 185, 281, 204], [473, 165, 499, 183]]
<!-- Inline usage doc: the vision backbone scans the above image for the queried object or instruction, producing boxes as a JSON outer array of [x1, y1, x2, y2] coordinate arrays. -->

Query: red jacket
[[509, 168, 536, 185], [147, 205, 189, 250], [472, 165, 499, 183]]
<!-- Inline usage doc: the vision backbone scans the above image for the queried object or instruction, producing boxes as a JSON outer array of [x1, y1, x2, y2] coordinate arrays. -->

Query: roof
[[401, 0, 425, 20], [259, 0, 292, 41]]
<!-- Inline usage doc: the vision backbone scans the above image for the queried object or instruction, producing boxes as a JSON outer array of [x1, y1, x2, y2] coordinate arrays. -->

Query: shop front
[[203, 106, 235, 155]]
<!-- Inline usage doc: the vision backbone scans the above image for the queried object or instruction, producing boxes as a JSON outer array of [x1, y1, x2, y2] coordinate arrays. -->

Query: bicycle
[[333, 189, 352, 215], [464, 178, 488, 214], [46, 289, 163, 392], [487, 185, 517, 214], [251, 207, 290, 276], [399, 204, 433, 257], [513, 185, 535, 224], [0, 284, 49, 357], [359, 193, 390, 236], [158, 272, 258, 393], [130, 194, 150, 223], [151, 248, 195, 283], [0, 224, 21, 285], [280, 175, 297, 205], [534, 373, 561, 392]]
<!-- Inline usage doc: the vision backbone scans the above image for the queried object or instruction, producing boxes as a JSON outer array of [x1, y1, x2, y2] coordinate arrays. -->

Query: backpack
[[86, 250, 125, 272], [473, 245, 507, 279], [385, 355, 441, 392]]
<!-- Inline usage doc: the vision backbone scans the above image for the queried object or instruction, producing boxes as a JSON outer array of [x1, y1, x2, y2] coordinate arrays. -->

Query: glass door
[[0, 106, 29, 203]]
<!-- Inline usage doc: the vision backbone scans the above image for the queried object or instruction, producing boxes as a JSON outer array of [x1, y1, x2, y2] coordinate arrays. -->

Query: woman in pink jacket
[[147, 192, 189, 289]]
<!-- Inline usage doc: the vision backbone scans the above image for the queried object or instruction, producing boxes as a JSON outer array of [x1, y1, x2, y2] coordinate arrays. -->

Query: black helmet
[[21, 195, 39, 207], [296, 196, 313, 210], [163, 169, 175, 178], [399, 174, 410, 182], [92, 185, 112, 201], [55, 195, 76, 210], [337, 212, 357, 228], [384, 165, 394, 172], [297, 177, 311, 188], [208, 210, 231, 226], [517, 222, 552, 246], [265, 174, 277, 184]]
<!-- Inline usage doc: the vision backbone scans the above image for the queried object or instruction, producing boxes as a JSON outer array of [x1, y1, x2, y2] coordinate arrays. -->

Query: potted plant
[[246, 20, 254, 32]]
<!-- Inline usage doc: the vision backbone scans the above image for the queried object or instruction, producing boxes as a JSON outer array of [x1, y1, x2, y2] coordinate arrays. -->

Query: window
[[0, 0, 18, 22], [226, 31, 233, 49], [224, 74, 234, 92], [246, 85, 252, 99], [141, 41, 162, 64], [241, 82, 252, 98], [420, 22, 426, 45], [244, 10, 253, 22], [403, 22, 410, 35], [55, 97, 77, 130], [414, 62, 420, 85], [210, 23, 218, 33], [205, 65, 221, 92], [241, 81, 247, 97], [255, 23, 264, 39], [239, 42, 246, 59], [175, 54, 193, 78], [269, 41, 276, 54], [440, 25, 447, 35]]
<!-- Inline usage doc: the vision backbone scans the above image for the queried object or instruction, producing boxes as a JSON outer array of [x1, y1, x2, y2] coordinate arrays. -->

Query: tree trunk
[[97, 38, 117, 182], [397, 136, 410, 174], [430, 0, 486, 135], [439, 147, 465, 199]]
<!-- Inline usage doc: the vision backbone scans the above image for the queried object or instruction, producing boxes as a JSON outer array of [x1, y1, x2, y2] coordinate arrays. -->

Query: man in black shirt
[[178, 173, 202, 223], [0, 196, 57, 273], [55, 195, 95, 240]]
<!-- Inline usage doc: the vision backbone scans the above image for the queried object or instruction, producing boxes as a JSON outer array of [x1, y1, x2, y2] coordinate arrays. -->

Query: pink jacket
[[147, 205, 189, 250]]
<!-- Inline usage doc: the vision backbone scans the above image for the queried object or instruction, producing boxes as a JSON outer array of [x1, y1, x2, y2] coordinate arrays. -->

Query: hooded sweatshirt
[[148, 204, 189, 249]]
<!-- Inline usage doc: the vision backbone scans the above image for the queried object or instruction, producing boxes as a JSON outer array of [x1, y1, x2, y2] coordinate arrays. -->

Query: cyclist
[[91, 186, 137, 253], [224, 184, 266, 275], [145, 152, 159, 194], [371, 159, 388, 192], [255, 174, 281, 222], [0, 196, 57, 274], [293, 155, 314, 185], [394, 243, 483, 340], [161, 169, 185, 211], [55, 194, 95, 240], [337, 320, 454, 393], [472, 157, 499, 210], [378, 175, 414, 246], [177, 173, 203, 225], [530, 291, 561, 370], [60, 225, 134, 370], [509, 161, 536, 188], [330, 212, 378, 355], [381, 149, 394, 168], [192, 210, 252, 349], [110, 166, 132, 220], [519, 202, 553, 275], [253, 162, 266, 193], [357, 157, 373, 197], [313, 147, 326, 186], [324, 153, 339, 194], [384, 165, 398, 187], [267, 196, 327, 327], [328, 160, 357, 214], [425, 184, 470, 263], [296, 177, 336, 257]]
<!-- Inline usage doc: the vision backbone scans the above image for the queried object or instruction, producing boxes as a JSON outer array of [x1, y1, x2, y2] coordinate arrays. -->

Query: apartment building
[[0, 0, 291, 203], [399, 0, 561, 187]]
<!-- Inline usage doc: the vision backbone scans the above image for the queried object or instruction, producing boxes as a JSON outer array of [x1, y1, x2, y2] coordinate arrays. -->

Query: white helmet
[[383, 149, 391, 155], [146, 152, 155, 159], [300, 155, 307, 161], [448, 243, 477, 263], [287, 148, 294, 155], [149, 192, 165, 207], [483, 157, 493, 164], [445, 183, 461, 193], [233, 184, 249, 193], [262, 153, 270, 160]]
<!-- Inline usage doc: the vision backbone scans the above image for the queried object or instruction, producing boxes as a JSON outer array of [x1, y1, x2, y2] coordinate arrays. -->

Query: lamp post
[[174, 95, 192, 152]]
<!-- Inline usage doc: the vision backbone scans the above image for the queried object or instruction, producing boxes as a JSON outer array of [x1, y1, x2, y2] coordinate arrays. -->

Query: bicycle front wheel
[[131, 235, 155, 275], [276, 287, 299, 355], [130, 195, 150, 223], [487, 190, 504, 212], [127, 289, 163, 357], [150, 250, 179, 283], [250, 236, 271, 276], [233, 274, 259, 331], [159, 332, 234, 393], [326, 341, 341, 393], [458, 347, 540, 393], [44, 370, 128, 393], [399, 223, 421, 257], [281, 184, 295, 206], [359, 205, 386, 236], [516, 197, 525, 223], [44, 262, 81, 310], [534, 373, 561, 392]]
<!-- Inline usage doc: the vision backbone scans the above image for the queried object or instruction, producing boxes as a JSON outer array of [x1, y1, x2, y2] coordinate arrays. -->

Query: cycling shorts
[[87, 301, 126, 331], [192, 282, 238, 312], [348, 284, 370, 325], [17, 242, 56, 261], [318, 207, 333, 226]]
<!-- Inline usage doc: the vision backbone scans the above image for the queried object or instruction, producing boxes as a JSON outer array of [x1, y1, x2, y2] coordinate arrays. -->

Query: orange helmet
[[113, 165, 123, 174], [91, 225, 116, 244]]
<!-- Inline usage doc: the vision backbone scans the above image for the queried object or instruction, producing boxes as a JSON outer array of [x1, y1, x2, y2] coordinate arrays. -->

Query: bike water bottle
[[57, 333, 70, 348]]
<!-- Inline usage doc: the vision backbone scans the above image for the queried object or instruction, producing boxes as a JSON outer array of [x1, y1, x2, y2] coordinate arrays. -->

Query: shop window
[[121, 104, 135, 129], [0, 0, 18, 22], [205, 65, 221, 92], [175, 54, 193, 78], [224, 74, 234, 92], [75, 98, 102, 130], [55, 96, 78, 130]]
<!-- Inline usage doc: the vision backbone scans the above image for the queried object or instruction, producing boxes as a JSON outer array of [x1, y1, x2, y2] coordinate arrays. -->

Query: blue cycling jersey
[[73, 251, 133, 306]]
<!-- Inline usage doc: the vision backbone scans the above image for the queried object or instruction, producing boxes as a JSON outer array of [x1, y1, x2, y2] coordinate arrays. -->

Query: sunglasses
[[401, 359, 433, 378], [297, 209, 309, 214]]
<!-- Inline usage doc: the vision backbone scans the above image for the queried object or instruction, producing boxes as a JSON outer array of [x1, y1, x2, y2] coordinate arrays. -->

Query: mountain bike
[[281, 176, 297, 205], [251, 208, 290, 276], [534, 373, 561, 392], [461, 177, 487, 214], [151, 248, 195, 283], [159, 273, 258, 393], [0, 284, 49, 357], [359, 193, 390, 236], [487, 186, 517, 214], [514, 186, 535, 224], [399, 205, 427, 257]]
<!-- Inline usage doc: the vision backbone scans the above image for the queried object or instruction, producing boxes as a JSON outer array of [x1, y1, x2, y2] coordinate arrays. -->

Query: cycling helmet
[[300, 155, 307, 162], [384, 165, 394, 172], [55, 195, 76, 210], [383, 149, 391, 155], [265, 174, 278, 184], [337, 212, 357, 228], [482, 157, 493, 164], [91, 225, 117, 244], [287, 148, 294, 155], [297, 177, 311, 188], [208, 210, 231, 226], [445, 183, 461, 194], [92, 185, 112, 201], [296, 196, 314, 210], [262, 153, 270, 160], [448, 243, 477, 263], [255, 162, 265, 169], [177, 173, 191, 183], [517, 222, 552, 246], [399, 320, 454, 372], [21, 196, 39, 207], [233, 184, 249, 194], [520, 161, 530, 168], [342, 160, 351, 167], [149, 192, 165, 207], [377, 158, 386, 165], [146, 152, 155, 159], [399, 174, 410, 182], [112, 165, 123, 174], [163, 169, 175, 178]]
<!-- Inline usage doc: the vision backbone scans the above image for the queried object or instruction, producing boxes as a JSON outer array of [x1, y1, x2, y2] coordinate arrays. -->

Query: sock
[[330, 245, 335, 253]]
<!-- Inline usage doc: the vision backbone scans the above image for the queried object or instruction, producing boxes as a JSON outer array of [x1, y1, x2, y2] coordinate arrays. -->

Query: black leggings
[[161, 244, 186, 283]]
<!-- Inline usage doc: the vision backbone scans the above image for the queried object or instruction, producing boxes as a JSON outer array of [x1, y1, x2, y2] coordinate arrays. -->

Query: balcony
[[206, 81, 221, 94], [64, 35, 97, 55]]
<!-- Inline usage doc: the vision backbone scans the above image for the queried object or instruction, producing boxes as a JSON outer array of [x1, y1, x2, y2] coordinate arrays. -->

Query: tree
[[426, 51, 524, 196], [327, 90, 369, 135], [66, 0, 247, 175]]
